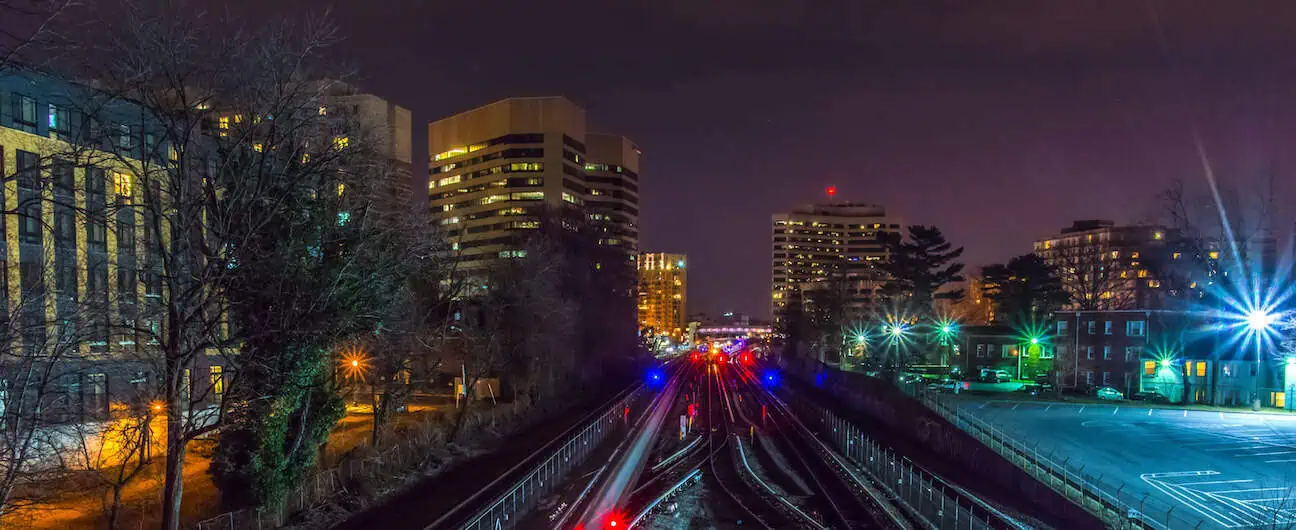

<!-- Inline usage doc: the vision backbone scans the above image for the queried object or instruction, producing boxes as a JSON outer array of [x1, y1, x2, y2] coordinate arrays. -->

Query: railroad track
[[731, 366, 916, 530]]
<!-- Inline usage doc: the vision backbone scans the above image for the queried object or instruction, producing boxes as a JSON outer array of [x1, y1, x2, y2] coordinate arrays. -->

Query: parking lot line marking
[[1178, 479, 1253, 486], [1212, 487, 1287, 494], [1207, 445, 1267, 452], [1240, 450, 1296, 457], [1044, 404, 1052, 412], [1113, 407, 1119, 415], [1184, 410, 1188, 417], [1264, 459, 1296, 463], [1143, 477, 1246, 527], [1148, 409, 1153, 416], [1012, 404, 1019, 410], [1220, 412, 1224, 420], [1079, 406, 1085, 414]]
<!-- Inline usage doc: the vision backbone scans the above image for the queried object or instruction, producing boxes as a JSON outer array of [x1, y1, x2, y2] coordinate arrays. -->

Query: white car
[[1096, 387, 1124, 401]]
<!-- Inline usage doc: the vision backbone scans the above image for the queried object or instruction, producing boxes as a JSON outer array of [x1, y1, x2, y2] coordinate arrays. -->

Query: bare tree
[[55, 383, 159, 529], [1052, 250, 1140, 311], [38, 2, 401, 524], [1154, 176, 1280, 299], [0, 0, 75, 71], [360, 199, 464, 447]]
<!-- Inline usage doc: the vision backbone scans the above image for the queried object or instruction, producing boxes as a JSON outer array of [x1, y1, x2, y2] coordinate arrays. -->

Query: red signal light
[[601, 511, 625, 529]]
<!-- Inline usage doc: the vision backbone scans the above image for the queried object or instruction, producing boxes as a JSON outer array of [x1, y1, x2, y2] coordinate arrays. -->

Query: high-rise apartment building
[[638, 252, 687, 340], [770, 202, 902, 321], [428, 97, 638, 273], [584, 133, 640, 258], [1033, 220, 1176, 311]]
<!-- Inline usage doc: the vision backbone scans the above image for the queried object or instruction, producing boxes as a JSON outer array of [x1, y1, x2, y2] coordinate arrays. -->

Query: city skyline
[[199, 0, 1295, 319]]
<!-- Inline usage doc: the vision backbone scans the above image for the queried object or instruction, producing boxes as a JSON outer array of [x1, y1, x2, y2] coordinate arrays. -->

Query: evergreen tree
[[981, 253, 1069, 326], [879, 225, 966, 316]]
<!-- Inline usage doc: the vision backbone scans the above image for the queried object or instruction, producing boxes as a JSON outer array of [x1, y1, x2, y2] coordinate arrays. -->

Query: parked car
[[1131, 391, 1170, 403], [899, 373, 924, 385], [1096, 387, 1125, 401], [928, 378, 958, 393]]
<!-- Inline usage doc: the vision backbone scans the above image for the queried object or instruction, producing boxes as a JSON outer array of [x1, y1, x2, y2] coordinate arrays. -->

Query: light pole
[[935, 321, 957, 369], [1246, 309, 1276, 410]]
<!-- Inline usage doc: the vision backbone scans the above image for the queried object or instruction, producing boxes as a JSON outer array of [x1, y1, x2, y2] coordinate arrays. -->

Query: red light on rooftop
[[826, 185, 837, 198]]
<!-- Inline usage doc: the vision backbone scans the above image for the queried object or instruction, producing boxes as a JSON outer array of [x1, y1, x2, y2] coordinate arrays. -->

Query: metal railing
[[821, 409, 1000, 530], [896, 381, 1188, 529], [457, 390, 637, 530]]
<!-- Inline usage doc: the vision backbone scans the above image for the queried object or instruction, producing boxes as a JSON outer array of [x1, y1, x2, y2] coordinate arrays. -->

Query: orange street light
[[341, 347, 369, 381]]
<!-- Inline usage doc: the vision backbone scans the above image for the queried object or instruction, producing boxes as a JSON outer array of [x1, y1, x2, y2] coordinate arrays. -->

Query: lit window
[[336, 183, 345, 197], [219, 116, 230, 130], [433, 147, 468, 161], [437, 175, 461, 187], [562, 192, 580, 204], [1137, 270, 1149, 278], [195, 102, 211, 110], [1197, 362, 1206, 377], [1144, 361, 1155, 375], [334, 136, 349, 149], [1147, 280, 1160, 288], [1130, 252, 1140, 259], [511, 191, 544, 201], [114, 172, 133, 197], [1153, 231, 1163, 240], [318, 105, 327, 115], [1173, 252, 1181, 259], [210, 366, 224, 396], [253, 143, 263, 152], [233, 114, 244, 123], [1110, 251, 1120, 258]]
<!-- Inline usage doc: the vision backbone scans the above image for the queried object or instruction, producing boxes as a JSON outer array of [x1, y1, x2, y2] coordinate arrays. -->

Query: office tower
[[771, 202, 902, 322], [428, 97, 595, 272], [638, 252, 687, 340], [584, 133, 640, 259]]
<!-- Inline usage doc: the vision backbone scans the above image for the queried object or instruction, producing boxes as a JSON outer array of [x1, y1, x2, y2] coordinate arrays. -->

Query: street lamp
[[1247, 310, 1276, 332], [1244, 309, 1276, 410]]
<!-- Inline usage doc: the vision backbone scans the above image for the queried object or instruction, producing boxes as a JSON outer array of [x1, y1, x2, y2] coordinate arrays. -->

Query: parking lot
[[955, 398, 1296, 528]]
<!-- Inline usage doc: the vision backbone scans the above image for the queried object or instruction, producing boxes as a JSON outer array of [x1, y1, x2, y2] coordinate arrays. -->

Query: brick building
[[956, 325, 1054, 381]]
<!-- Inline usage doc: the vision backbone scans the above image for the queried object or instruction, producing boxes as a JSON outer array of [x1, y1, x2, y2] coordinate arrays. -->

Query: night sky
[[203, 0, 1296, 318]]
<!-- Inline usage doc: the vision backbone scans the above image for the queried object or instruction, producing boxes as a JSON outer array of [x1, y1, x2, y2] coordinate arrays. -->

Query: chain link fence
[[821, 408, 1001, 530], [898, 381, 1193, 530], [194, 431, 451, 530], [194, 391, 632, 530]]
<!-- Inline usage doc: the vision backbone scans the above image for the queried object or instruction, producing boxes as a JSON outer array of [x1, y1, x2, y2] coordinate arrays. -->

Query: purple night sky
[[204, 0, 1296, 318]]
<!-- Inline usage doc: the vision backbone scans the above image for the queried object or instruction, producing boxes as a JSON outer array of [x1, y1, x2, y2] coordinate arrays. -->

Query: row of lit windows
[[431, 162, 544, 189]]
